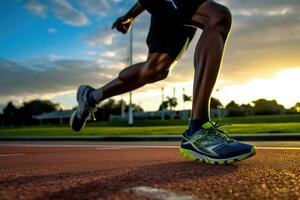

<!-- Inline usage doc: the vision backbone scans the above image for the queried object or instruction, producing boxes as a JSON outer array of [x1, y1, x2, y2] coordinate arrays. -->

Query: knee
[[209, 5, 232, 34]]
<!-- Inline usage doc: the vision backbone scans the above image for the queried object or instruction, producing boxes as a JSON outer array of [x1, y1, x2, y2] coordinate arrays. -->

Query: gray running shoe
[[70, 85, 97, 132]]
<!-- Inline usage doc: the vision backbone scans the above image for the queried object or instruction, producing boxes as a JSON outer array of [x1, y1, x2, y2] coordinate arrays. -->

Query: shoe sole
[[69, 110, 88, 132], [179, 146, 256, 165]]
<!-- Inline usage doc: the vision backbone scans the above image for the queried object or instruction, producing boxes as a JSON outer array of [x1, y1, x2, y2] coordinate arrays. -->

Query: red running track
[[0, 144, 299, 200]]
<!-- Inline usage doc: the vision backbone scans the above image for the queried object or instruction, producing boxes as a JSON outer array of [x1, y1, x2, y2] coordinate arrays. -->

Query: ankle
[[186, 118, 210, 136], [87, 88, 105, 106]]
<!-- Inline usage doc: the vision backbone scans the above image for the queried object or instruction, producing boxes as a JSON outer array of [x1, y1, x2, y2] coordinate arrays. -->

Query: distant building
[[32, 110, 73, 125], [110, 108, 228, 121], [32, 108, 228, 124]]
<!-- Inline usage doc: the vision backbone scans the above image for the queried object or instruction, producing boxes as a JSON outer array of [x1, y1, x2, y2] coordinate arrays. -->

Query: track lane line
[[1, 144, 300, 150], [257, 147, 300, 150], [0, 153, 25, 157], [124, 186, 199, 200], [96, 146, 300, 150]]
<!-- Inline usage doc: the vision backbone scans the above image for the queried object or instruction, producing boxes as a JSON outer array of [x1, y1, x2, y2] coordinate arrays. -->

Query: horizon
[[0, 0, 299, 112]]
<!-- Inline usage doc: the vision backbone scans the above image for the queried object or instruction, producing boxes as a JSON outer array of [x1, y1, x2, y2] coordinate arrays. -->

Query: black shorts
[[139, 0, 207, 59]]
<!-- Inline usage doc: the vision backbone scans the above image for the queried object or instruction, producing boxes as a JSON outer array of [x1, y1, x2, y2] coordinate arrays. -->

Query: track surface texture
[[0, 143, 299, 200]]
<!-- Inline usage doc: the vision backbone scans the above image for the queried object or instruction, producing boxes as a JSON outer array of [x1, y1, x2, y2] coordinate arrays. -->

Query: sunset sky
[[0, 0, 299, 111]]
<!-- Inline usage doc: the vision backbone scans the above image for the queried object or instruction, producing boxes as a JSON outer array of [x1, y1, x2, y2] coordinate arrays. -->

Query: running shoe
[[70, 85, 97, 132], [180, 121, 256, 164]]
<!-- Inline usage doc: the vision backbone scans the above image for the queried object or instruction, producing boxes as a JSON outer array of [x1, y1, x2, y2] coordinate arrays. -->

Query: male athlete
[[70, 0, 256, 164]]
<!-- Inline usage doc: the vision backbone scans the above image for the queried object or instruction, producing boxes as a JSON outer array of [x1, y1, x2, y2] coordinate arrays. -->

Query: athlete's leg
[[190, 0, 232, 121], [70, 52, 175, 131], [180, 1, 256, 164], [94, 52, 175, 102]]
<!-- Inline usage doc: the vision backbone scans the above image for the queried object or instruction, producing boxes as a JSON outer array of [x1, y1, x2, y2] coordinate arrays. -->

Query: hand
[[112, 16, 133, 34]]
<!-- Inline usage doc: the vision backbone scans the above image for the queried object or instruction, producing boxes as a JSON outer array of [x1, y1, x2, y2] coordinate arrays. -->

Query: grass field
[[0, 115, 300, 137]]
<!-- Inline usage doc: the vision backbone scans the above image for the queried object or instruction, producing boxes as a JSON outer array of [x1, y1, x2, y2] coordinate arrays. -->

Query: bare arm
[[125, 2, 145, 19], [112, 2, 145, 34]]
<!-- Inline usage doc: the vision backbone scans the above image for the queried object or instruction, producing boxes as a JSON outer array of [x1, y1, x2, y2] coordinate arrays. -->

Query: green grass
[[0, 114, 300, 137], [218, 114, 300, 124], [1, 122, 300, 137], [84, 114, 300, 127]]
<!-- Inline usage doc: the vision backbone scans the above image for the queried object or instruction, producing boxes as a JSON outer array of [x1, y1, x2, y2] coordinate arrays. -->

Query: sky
[[0, 0, 299, 111]]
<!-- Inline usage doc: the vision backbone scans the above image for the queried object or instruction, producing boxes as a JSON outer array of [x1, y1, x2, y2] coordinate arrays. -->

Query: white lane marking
[[257, 147, 300, 150], [96, 146, 300, 150], [96, 145, 178, 150], [124, 186, 199, 200], [1, 144, 300, 150], [96, 147, 128, 150], [0, 144, 178, 148], [0, 153, 25, 157], [0, 144, 123, 148]]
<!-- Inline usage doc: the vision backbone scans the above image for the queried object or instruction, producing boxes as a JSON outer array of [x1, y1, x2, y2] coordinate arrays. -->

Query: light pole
[[182, 88, 185, 111], [161, 87, 165, 120], [161, 87, 165, 105], [128, 25, 134, 126]]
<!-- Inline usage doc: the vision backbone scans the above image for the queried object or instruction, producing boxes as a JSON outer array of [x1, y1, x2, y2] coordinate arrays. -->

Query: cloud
[[209, 0, 300, 83], [86, 12, 151, 65], [5, 0, 300, 110], [84, 0, 299, 88], [23, 0, 47, 17], [48, 28, 57, 33], [23, 0, 89, 26], [0, 58, 121, 103], [78, 0, 113, 16], [87, 27, 117, 46], [223, 0, 300, 16], [50, 0, 89, 26]]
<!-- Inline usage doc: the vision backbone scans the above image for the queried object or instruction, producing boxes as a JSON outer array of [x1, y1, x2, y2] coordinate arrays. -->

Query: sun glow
[[46, 68, 300, 112], [218, 68, 300, 108]]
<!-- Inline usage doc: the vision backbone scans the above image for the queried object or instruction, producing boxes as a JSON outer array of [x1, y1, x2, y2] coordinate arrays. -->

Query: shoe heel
[[179, 147, 197, 161], [77, 85, 88, 102]]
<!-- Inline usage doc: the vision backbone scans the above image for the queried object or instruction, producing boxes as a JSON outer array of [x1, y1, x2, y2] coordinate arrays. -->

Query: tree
[[252, 99, 285, 115], [182, 94, 192, 111], [3, 102, 18, 126], [158, 97, 178, 111], [96, 99, 144, 121], [18, 99, 60, 125], [0, 113, 3, 127], [183, 94, 192, 103], [240, 104, 255, 116], [167, 97, 178, 110], [158, 101, 169, 111], [130, 104, 144, 113], [97, 99, 122, 121], [210, 97, 223, 109], [225, 101, 243, 116], [294, 102, 300, 113]]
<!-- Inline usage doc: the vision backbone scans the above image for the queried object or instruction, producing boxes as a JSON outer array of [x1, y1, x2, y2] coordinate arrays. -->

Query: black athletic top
[[139, 0, 177, 14], [139, 0, 202, 23]]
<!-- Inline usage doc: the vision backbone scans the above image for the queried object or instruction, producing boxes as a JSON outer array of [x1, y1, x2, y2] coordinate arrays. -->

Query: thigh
[[146, 15, 196, 59]]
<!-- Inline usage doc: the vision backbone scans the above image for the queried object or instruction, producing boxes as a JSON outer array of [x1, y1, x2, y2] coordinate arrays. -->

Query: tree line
[[158, 94, 300, 116], [0, 97, 299, 127], [0, 100, 61, 127], [225, 99, 299, 116], [0, 99, 143, 127]]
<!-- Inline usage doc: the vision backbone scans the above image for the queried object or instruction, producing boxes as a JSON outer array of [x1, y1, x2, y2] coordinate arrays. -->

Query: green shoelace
[[86, 107, 97, 121], [205, 121, 235, 142]]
